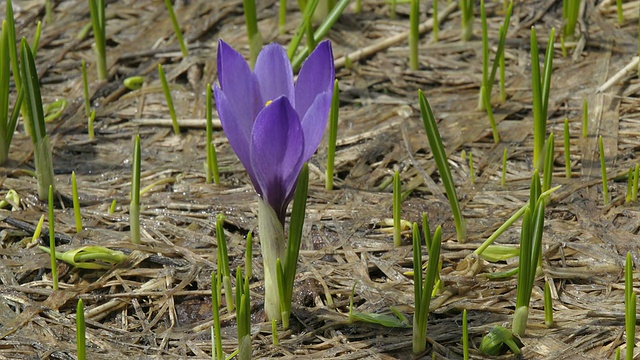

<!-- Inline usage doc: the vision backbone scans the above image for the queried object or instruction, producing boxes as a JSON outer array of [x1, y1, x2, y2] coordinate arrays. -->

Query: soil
[[1, 0, 640, 359]]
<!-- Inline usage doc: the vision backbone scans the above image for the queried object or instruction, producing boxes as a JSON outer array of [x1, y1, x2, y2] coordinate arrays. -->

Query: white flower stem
[[258, 198, 286, 321]]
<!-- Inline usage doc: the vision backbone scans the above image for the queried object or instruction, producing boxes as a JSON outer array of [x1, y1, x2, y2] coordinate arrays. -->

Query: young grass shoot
[[157, 64, 180, 135], [459, 0, 474, 41], [205, 84, 220, 184], [599, 135, 610, 205], [530, 27, 555, 171], [512, 171, 546, 337], [501, 148, 507, 186], [418, 90, 466, 242], [582, 99, 588, 138], [625, 252, 636, 360], [48, 185, 58, 290], [286, 0, 319, 61], [21, 38, 55, 201], [0, 20, 23, 165], [211, 272, 223, 360], [564, 118, 571, 178], [243, 0, 262, 68], [76, 299, 86, 360], [409, 0, 420, 70], [235, 266, 251, 359], [216, 214, 234, 313], [130, 135, 141, 244], [291, 0, 350, 69], [277, 164, 309, 329], [163, 0, 188, 57], [412, 223, 442, 353], [87, 0, 107, 80], [462, 309, 469, 360], [544, 280, 553, 327], [72, 172, 83, 233], [393, 170, 402, 247], [432, 0, 439, 42], [326, 79, 339, 190]]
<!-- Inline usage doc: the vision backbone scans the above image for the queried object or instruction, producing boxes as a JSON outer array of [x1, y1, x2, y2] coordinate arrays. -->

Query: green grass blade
[[282, 164, 309, 328], [563, 118, 571, 178], [412, 225, 442, 354], [418, 90, 466, 242], [515, 207, 532, 309], [633, 164, 639, 202], [544, 280, 553, 327], [206, 84, 220, 184], [432, 0, 439, 42], [31, 21, 42, 57], [626, 252, 636, 360], [499, 37, 506, 102], [20, 39, 46, 142], [481, 85, 499, 143], [542, 133, 554, 192], [478, 0, 488, 110], [48, 185, 58, 290], [626, 168, 633, 203], [271, 318, 278, 346], [617, 0, 624, 25], [72, 172, 83, 233], [6, 0, 21, 95], [487, 2, 512, 98], [130, 135, 141, 244], [599, 135, 609, 205], [279, 0, 287, 34], [393, 170, 402, 246], [286, 0, 319, 60], [87, 0, 107, 80], [501, 147, 508, 186], [216, 214, 233, 313], [21, 39, 55, 200], [81, 60, 90, 117], [326, 79, 339, 190], [88, 109, 95, 139], [211, 272, 223, 360], [582, 99, 588, 138], [76, 299, 86, 360], [468, 151, 475, 184], [463, 309, 469, 360], [164, 0, 188, 57], [291, 0, 349, 70], [530, 27, 544, 169], [158, 64, 180, 135], [304, 6, 316, 53], [459, 0, 473, 41], [245, 231, 252, 279], [409, 0, 420, 70], [540, 28, 555, 121], [243, 0, 262, 69], [412, 222, 423, 320], [422, 212, 432, 250], [526, 195, 546, 308], [0, 20, 10, 164]]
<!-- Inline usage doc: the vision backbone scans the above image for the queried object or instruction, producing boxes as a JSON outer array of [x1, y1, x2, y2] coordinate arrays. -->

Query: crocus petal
[[214, 84, 261, 195], [299, 91, 332, 163], [254, 43, 295, 106], [250, 96, 304, 219], [294, 40, 335, 117], [216, 40, 261, 129]]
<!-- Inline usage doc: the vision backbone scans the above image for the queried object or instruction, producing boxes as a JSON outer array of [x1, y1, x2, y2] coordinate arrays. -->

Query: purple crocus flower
[[214, 39, 335, 223]]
